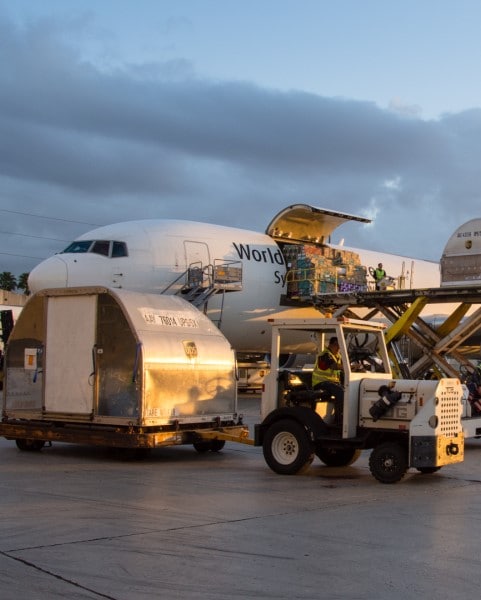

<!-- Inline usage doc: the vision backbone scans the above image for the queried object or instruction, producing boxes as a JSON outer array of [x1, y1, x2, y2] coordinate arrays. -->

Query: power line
[[0, 208, 100, 227], [0, 210, 95, 267], [0, 251, 46, 260], [0, 231, 69, 242], [0, 230, 69, 264]]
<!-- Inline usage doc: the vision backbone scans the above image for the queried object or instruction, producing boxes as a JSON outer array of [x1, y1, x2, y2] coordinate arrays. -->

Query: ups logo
[[183, 341, 198, 358]]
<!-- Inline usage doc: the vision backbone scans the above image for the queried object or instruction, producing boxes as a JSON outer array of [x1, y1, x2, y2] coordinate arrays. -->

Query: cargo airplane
[[28, 204, 441, 353]]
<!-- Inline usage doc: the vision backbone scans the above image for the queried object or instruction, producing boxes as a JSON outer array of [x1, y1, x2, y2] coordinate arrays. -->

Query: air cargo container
[[0, 287, 249, 452]]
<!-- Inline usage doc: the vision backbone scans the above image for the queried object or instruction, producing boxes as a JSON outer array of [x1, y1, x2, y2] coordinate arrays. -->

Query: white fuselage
[[28, 219, 441, 352]]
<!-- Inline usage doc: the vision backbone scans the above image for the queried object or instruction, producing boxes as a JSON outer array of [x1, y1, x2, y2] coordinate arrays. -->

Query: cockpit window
[[61, 240, 128, 258], [92, 241, 110, 256], [111, 241, 128, 257], [62, 240, 93, 253]]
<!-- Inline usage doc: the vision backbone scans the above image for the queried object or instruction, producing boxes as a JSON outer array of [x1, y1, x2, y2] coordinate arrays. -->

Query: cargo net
[[436, 385, 463, 437], [283, 244, 368, 298]]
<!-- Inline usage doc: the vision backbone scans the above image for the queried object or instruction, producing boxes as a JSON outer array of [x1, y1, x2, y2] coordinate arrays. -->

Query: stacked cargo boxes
[[283, 244, 367, 299]]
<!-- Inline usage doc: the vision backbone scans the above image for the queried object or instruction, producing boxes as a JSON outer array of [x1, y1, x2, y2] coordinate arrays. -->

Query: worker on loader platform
[[312, 336, 344, 426], [374, 263, 387, 290]]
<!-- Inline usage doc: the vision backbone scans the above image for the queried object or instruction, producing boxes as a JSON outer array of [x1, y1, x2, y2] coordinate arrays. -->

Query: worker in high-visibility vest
[[374, 263, 386, 290], [312, 336, 344, 426]]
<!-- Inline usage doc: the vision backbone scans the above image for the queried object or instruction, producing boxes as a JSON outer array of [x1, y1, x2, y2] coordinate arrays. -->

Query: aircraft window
[[111, 241, 128, 258], [62, 240, 93, 253], [92, 241, 110, 256]]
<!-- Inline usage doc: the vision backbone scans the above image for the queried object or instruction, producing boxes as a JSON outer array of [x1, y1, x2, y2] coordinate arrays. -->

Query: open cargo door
[[266, 204, 371, 245]]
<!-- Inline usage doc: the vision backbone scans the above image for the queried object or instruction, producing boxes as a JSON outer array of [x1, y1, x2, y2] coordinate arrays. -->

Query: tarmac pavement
[[1, 395, 481, 599]]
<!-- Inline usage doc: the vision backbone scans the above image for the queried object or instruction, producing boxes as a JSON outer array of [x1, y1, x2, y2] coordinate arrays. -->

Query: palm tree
[[0, 272, 17, 291], [17, 272, 30, 295]]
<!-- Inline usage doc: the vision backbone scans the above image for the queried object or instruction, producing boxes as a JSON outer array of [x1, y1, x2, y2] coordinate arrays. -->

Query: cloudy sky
[[2, 0, 481, 277]]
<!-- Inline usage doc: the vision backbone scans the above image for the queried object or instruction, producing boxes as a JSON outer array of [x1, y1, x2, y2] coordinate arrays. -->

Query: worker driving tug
[[312, 336, 344, 426]]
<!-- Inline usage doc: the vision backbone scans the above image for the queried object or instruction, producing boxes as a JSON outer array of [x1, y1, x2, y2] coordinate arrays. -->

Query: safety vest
[[375, 268, 386, 281], [312, 347, 342, 387]]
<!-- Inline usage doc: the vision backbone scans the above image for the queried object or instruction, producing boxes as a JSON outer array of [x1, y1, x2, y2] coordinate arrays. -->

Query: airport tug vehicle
[[255, 317, 465, 483]]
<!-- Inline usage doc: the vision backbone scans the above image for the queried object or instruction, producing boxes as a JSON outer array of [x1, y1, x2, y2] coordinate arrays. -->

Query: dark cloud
[[1, 15, 481, 277]]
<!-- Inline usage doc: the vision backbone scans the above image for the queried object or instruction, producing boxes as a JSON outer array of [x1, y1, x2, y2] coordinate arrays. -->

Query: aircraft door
[[184, 241, 211, 283]]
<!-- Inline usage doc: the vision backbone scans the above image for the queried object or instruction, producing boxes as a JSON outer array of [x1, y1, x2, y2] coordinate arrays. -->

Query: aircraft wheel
[[369, 442, 408, 484], [316, 447, 361, 467], [15, 438, 45, 452], [263, 419, 314, 475]]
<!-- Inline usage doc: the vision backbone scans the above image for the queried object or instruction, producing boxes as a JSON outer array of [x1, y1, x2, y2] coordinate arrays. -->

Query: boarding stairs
[[162, 259, 243, 310]]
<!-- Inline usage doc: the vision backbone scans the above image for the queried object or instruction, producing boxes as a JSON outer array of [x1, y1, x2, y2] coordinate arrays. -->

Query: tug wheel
[[263, 419, 314, 475], [369, 442, 408, 484]]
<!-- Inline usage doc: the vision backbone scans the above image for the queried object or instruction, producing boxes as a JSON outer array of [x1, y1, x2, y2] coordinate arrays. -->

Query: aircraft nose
[[28, 256, 68, 293]]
